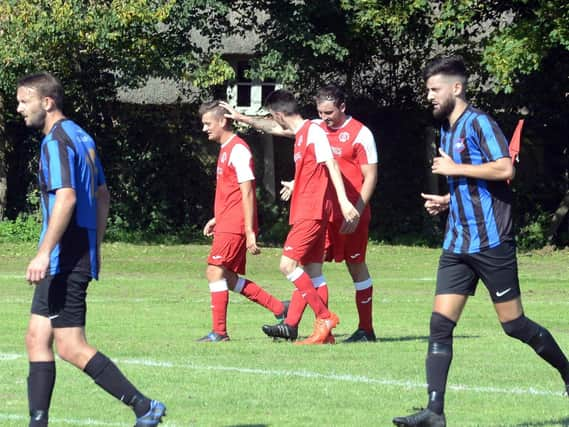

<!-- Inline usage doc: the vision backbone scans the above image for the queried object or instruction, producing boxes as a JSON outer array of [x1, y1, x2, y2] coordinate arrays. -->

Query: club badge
[[454, 138, 466, 153]]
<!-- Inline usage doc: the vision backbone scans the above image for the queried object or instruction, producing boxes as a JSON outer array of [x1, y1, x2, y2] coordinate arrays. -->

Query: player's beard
[[26, 109, 47, 130], [433, 95, 455, 121]]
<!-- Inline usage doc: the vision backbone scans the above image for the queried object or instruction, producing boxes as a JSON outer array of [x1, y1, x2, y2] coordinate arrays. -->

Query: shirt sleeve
[[44, 138, 76, 192], [229, 144, 255, 183], [473, 115, 509, 162], [95, 156, 106, 187], [353, 126, 378, 164], [308, 124, 333, 163]]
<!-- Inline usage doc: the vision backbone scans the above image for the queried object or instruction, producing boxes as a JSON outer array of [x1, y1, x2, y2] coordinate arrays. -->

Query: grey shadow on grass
[[234, 334, 477, 343], [224, 425, 269, 427], [512, 418, 569, 427], [379, 334, 479, 343]]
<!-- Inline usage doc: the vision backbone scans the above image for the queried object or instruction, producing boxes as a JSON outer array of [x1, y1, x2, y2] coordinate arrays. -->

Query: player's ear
[[221, 115, 230, 129], [42, 96, 57, 112], [452, 80, 463, 97]]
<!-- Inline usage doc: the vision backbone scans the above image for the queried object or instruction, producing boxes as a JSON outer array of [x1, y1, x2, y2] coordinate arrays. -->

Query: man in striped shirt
[[393, 55, 569, 427], [17, 72, 165, 427]]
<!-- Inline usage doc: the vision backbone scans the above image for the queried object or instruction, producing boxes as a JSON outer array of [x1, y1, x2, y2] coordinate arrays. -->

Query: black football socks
[[28, 361, 55, 427], [84, 351, 151, 417]]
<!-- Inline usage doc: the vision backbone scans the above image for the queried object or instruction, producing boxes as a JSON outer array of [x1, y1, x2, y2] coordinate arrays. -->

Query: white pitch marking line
[[0, 413, 125, 426], [0, 413, 182, 427], [1, 352, 560, 398], [117, 357, 562, 397]]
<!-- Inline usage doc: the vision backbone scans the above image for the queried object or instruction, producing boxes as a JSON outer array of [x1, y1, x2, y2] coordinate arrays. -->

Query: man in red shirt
[[197, 100, 286, 342], [220, 85, 378, 343], [261, 90, 360, 345]]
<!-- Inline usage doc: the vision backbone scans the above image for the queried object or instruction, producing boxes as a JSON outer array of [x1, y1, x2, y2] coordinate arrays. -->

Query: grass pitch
[[1, 242, 568, 426]]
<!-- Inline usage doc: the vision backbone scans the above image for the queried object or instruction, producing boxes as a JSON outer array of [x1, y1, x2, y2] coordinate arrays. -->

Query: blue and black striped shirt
[[39, 119, 105, 279], [439, 105, 512, 254]]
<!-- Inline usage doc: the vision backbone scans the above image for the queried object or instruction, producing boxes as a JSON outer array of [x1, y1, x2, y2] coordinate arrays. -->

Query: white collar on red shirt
[[220, 134, 236, 148]]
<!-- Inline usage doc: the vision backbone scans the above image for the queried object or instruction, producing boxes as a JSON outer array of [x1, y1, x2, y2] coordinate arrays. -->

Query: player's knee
[[55, 341, 80, 364], [279, 258, 296, 276], [54, 334, 89, 365], [25, 329, 41, 353], [501, 315, 541, 344], [347, 262, 369, 281], [429, 312, 456, 353], [205, 264, 223, 282]]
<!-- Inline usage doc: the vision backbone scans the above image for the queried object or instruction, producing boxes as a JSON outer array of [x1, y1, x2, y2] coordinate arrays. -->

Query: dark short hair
[[198, 100, 227, 119], [264, 90, 298, 116], [422, 55, 468, 82], [314, 84, 346, 108], [17, 72, 64, 110]]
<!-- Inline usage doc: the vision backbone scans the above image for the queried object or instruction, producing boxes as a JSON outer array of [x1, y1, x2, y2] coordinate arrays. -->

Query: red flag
[[507, 119, 524, 185], [509, 119, 524, 164]]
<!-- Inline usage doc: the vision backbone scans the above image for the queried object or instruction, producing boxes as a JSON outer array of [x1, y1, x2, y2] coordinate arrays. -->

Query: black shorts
[[31, 272, 91, 328], [436, 240, 520, 303]]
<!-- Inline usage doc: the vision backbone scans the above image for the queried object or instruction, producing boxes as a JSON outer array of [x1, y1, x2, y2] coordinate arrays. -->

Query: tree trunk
[[0, 95, 7, 221], [261, 133, 275, 200], [547, 189, 569, 243]]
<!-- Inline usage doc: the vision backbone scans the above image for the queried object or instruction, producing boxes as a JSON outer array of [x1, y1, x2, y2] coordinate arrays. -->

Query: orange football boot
[[294, 312, 339, 345]]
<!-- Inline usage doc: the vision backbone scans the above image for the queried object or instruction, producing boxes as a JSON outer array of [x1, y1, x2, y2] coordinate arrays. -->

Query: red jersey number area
[[208, 232, 247, 275]]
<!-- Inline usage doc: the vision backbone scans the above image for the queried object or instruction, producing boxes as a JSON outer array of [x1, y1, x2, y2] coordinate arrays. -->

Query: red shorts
[[283, 219, 327, 265], [324, 215, 370, 263], [208, 232, 246, 274]]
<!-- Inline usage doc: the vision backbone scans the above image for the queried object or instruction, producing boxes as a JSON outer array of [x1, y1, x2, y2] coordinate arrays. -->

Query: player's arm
[[280, 180, 294, 201], [421, 192, 450, 216], [219, 101, 294, 139], [26, 188, 76, 283], [203, 218, 216, 237], [231, 142, 260, 254], [356, 163, 378, 214], [432, 148, 514, 181], [325, 158, 359, 232], [239, 179, 260, 255], [96, 184, 110, 247]]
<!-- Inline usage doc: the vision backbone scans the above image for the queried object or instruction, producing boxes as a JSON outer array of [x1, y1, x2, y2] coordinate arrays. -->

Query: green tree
[[231, 0, 568, 96], [229, 0, 568, 245], [0, 0, 235, 219]]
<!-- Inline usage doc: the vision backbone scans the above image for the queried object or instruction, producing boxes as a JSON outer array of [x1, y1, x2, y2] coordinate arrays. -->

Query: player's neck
[[329, 114, 349, 129], [42, 111, 66, 135], [287, 115, 306, 133], [219, 131, 235, 145], [448, 98, 468, 128]]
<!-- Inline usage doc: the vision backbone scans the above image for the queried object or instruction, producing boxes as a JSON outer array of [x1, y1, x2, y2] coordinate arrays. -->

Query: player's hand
[[245, 231, 261, 255], [340, 217, 359, 234], [203, 218, 216, 237], [421, 193, 449, 216], [280, 180, 294, 201], [432, 148, 458, 176], [219, 101, 244, 122], [26, 252, 50, 284], [339, 200, 360, 231]]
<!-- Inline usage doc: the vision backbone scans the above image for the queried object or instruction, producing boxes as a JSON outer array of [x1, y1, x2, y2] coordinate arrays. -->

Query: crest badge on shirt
[[297, 135, 304, 147], [221, 152, 227, 163], [453, 138, 466, 153], [338, 131, 350, 143]]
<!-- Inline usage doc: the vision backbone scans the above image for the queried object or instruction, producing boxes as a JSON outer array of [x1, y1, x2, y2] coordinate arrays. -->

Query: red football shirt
[[214, 134, 258, 234], [289, 120, 334, 224], [316, 117, 377, 221]]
